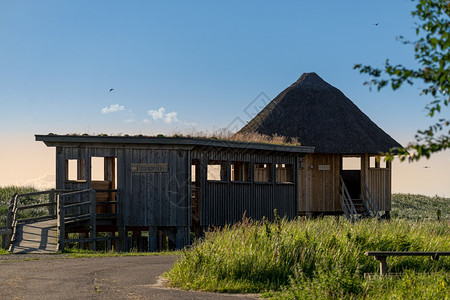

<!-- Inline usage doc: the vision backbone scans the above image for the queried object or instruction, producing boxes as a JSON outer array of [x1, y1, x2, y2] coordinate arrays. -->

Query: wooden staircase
[[351, 198, 368, 215], [340, 176, 380, 221]]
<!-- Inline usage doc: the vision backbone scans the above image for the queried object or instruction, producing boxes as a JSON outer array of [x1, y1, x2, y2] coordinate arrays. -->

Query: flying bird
[[109, 88, 114, 92], [424, 166, 430, 168], [373, 22, 380, 26]]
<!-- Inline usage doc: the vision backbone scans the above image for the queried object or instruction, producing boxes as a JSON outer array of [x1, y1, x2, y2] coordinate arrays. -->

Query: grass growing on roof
[[164, 216, 450, 298]]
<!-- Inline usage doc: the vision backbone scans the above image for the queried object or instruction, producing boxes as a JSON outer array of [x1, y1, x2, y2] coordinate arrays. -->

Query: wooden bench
[[365, 251, 450, 276]]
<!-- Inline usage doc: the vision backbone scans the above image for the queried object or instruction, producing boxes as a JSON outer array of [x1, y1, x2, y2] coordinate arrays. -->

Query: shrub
[[165, 217, 450, 298]]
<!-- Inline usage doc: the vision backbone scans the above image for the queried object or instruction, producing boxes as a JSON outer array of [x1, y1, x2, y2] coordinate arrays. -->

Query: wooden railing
[[3, 188, 119, 251], [339, 176, 360, 222], [58, 189, 96, 251], [6, 190, 58, 250], [361, 176, 381, 220]]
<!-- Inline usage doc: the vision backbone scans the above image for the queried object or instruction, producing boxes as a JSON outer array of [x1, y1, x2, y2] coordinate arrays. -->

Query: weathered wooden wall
[[298, 154, 340, 214], [56, 146, 190, 228], [192, 149, 298, 226], [118, 148, 190, 227], [361, 154, 391, 211]]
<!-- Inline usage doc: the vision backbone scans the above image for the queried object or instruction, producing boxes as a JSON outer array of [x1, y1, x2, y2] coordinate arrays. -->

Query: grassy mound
[[165, 217, 449, 299], [392, 193, 449, 220]]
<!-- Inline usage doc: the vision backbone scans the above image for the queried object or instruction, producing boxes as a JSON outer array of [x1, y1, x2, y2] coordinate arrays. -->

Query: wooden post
[[89, 189, 96, 251], [305, 155, 313, 217], [58, 194, 65, 252], [48, 190, 56, 218], [5, 194, 15, 250], [106, 232, 112, 251], [86, 151, 92, 189], [78, 159, 86, 180], [148, 227, 157, 252], [79, 232, 87, 250], [131, 229, 141, 251], [118, 227, 127, 252], [186, 152, 192, 248], [176, 227, 186, 250], [375, 256, 388, 276]]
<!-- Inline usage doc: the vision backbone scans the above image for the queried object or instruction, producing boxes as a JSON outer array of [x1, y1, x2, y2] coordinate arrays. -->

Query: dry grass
[[230, 132, 300, 145], [48, 129, 301, 146]]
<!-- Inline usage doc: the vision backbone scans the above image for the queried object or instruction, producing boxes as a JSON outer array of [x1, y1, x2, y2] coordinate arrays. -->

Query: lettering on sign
[[131, 163, 168, 173], [318, 165, 330, 171]]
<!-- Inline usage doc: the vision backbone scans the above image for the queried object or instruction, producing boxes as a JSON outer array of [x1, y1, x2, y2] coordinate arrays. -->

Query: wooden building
[[30, 73, 400, 252], [237, 72, 402, 219], [36, 135, 313, 251]]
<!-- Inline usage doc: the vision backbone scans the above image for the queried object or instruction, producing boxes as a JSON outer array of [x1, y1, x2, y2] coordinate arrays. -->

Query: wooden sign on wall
[[318, 165, 330, 171], [131, 163, 168, 173]]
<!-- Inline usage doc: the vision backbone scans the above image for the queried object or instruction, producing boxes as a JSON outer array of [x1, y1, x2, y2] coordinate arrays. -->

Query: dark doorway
[[341, 156, 361, 199]]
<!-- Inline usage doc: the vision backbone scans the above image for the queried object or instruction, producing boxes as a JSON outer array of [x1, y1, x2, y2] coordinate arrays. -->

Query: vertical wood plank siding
[[193, 150, 298, 226], [123, 148, 189, 227], [367, 168, 391, 211], [298, 154, 340, 214], [56, 146, 190, 228], [55, 142, 391, 228]]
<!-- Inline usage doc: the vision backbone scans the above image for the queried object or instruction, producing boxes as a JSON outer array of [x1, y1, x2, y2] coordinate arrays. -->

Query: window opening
[[231, 162, 250, 182], [91, 157, 105, 181], [207, 161, 227, 181], [67, 159, 78, 181], [342, 157, 361, 170], [276, 163, 293, 183], [254, 163, 272, 182]]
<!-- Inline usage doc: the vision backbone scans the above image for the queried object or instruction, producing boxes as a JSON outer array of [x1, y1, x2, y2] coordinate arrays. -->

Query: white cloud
[[146, 107, 194, 125], [147, 107, 166, 120], [101, 104, 125, 114], [164, 111, 179, 124]]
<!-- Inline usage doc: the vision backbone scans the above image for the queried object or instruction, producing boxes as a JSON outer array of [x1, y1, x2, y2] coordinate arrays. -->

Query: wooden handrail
[[63, 200, 92, 210], [5, 188, 113, 252], [361, 176, 380, 220], [58, 189, 97, 251], [7, 190, 58, 251], [339, 176, 360, 222], [16, 202, 56, 210], [16, 215, 56, 224]]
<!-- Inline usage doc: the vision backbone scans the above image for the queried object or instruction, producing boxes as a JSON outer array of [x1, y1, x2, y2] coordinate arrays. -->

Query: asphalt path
[[0, 255, 258, 299]]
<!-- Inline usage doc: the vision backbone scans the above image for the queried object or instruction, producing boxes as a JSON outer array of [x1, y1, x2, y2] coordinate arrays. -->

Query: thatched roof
[[237, 72, 402, 154]]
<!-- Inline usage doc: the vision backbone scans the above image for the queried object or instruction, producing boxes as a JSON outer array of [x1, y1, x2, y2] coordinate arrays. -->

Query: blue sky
[[1, 1, 449, 196]]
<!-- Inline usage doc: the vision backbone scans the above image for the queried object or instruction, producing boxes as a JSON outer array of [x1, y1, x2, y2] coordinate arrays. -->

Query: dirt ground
[[0, 254, 257, 299]]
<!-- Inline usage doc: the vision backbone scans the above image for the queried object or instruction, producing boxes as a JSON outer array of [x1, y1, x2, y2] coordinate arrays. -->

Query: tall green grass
[[0, 185, 40, 227], [165, 217, 449, 298]]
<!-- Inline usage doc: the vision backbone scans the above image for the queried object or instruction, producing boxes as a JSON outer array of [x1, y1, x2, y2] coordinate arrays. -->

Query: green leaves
[[355, 0, 449, 161]]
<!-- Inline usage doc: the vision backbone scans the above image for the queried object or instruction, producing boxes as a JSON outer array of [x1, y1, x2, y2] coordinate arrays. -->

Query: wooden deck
[[10, 219, 58, 253]]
